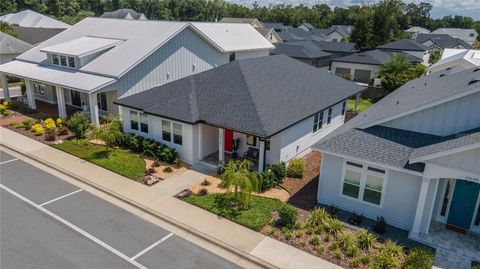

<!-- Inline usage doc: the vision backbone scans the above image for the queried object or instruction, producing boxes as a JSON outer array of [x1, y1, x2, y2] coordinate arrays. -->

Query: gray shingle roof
[[115, 55, 363, 137], [377, 39, 429, 51], [410, 128, 480, 161], [0, 32, 33, 54], [313, 67, 480, 172], [306, 41, 359, 53], [415, 33, 472, 49], [100, 9, 147, 20], [272, 42, 331, 59], [332, 49, 422, 65]]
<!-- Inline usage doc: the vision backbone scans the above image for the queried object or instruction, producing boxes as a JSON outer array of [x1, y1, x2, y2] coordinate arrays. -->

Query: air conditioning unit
[[373, 78, 382, 87]]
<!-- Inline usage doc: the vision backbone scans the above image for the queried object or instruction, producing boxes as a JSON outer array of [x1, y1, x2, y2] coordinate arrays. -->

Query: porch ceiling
[[0, 60, 116, 93]]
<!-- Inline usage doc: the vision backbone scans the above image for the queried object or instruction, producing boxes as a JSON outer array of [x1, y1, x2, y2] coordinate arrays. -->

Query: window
[[33, 83, 45, 95], [140, 113, 148, 133], [173, 122, 182, 145], [342, 101, 346, 116], [52, 54, 59, 65], [162, 120, 171, 141], [265, 139, 270, 150], [229, 53, 236, 62], [68, 57, 75, 68], [313, 111, 323, 132], [60, 55, 67, 66], [246, 134, 257, 146], [97, 92, 107, 111], [341, 161, 386, 206], [327, 107, 332, 124], [130, 110, 138, 130]]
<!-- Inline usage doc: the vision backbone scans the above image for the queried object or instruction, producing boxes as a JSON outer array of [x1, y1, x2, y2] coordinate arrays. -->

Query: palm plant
[[90, 114, 123, 157], [356, 229, 377, 250], [219, 160, 260, 207], [377, 53, 413, 77]]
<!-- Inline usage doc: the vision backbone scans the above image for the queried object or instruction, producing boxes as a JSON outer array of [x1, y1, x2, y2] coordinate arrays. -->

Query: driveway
[[0, 150, 242, 269]]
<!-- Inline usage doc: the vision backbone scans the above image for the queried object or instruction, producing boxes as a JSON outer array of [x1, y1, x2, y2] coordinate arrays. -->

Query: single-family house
[[298, 22, 315, 32], [255, 28, 282, 43], [314, 68, 480, 262], [405, 26, 430, 38], [428, 49, 480, 74], [311, 25, 352, 42], [219, 17, 264, 29], [100, 9, 148, 20], [415, 33, 472, 52], [330, 49, 422, 85], [377, 39, 431, 65], [262, 22, 291, 33], [278, 28, 326, 42], [0, 9, 70, 45], [0, 32, 33, 64], [0, 18, 273, 125], [432, 28, 478, 45], [114, 55, 363, 170], [271, 42, 331, 69]]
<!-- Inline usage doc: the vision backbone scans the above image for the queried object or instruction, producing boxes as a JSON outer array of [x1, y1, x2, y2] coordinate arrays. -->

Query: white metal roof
[[40, 36, 123, 57], [429, 49, 480, 72], [0, 9, 70, 29], [15, 17, 273, 78], [0, 61, 115, 92]]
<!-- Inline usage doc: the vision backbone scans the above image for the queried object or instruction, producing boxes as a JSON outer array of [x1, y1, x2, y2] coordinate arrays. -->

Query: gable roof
[[405, 26, 430, 34], [0, 9, 70, 29], [262, 22, 289, 30], [272, 42, 331, 59], [0, 32, 33, 55], [10, 25, 64, 45], [415, 33, 472, 49], [219, 17, 261, 26], [332, 49, 421, 65], [115, 55, 363, 137], [100, 9, 147, 20], [377, 39, 429, 51], [314, 41, 359, 53], [432, 28, 478, 43], [429, 49, 480, 72], [14, 17, 273, 78], [298, 23, 314, 30]]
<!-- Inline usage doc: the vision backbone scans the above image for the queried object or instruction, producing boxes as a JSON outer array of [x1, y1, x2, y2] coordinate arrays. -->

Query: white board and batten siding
[[381, 90, 480, 136], [279, 101, 346, 163], [429, 148, 480, 174], [103, 27, 230, 99], [317, 153, 423, 230]]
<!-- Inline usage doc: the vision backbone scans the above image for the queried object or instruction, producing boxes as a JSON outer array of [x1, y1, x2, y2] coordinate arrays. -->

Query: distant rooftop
[[100, 9, 147, 20], [0, 9, 70, 29]]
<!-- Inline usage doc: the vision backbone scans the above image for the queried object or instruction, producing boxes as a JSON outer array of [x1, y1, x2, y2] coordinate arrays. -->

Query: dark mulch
[[280, 151, 321, 211]]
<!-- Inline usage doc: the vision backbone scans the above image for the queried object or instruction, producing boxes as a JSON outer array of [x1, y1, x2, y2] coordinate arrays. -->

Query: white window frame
[[162, 119, 172, 142], [340, 160, 388, 208], [172, 122, 182, 145], [33, 82, 46, 95], [313, 110, 324, 133], [130, 110, 139, 131], [139, 112, 148, 133]]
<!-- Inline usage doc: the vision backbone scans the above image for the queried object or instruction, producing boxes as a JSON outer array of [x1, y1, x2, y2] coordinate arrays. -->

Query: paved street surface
[[0, 150, 242, 269]]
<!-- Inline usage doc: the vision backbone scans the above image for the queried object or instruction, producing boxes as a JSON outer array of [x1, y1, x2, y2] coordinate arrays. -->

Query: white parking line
[[0, 158, 18, 165], [0, 183, 148, 269], [40, 189, 83, 207], [130, 233, 174, 261]]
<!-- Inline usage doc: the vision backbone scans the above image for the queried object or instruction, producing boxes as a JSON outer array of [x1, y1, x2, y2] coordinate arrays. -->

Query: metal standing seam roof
[[0, 32, 33, 55], [15, 17, 273, 78], [0, 61, 115, 93], [40, 36, 124, 57], [115, 55, 363, 137], [0, 9, 70, 29], [429, 49, 480, 71]]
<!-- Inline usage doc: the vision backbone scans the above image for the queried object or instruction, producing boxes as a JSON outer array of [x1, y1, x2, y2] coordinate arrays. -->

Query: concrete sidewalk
[[0, 127, 341, 269]]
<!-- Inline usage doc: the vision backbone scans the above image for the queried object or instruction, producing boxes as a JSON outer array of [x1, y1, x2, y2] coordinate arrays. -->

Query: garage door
[[354, 69, 371, 83]]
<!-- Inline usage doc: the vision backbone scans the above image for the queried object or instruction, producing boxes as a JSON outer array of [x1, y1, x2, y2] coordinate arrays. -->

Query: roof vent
[[468, 79, 480, 85], [439, 74, 446, 77], [446, 67, 452, 70], [396, 101, 399, 105], [474, 68, 480, 72]]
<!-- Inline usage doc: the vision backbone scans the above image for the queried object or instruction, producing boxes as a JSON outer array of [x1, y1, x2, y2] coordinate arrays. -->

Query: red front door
[[224, 129, 233, 152]]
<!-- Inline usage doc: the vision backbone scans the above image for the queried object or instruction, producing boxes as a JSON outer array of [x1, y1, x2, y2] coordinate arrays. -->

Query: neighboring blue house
[[314, 67, 480, 264]]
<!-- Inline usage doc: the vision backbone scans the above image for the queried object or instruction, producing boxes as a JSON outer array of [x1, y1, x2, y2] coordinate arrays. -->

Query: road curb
[[1, 142, 279, 269]]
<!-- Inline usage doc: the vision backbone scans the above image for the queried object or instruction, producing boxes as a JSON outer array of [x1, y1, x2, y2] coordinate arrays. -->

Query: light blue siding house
[[0, 17, 273, 125], [314, 67, 480, 264]]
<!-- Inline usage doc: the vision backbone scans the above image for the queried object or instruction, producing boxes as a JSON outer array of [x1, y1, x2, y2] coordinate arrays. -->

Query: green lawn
[[53, 139, 145, 180], [347, 98, 372, 113], [183, 194, 285, 231]]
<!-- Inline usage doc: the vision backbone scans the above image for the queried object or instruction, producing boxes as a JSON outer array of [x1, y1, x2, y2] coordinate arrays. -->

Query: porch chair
[[243, 147, 259, 162]]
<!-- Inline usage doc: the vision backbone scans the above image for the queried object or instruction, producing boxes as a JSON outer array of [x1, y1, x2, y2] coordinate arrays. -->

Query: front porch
[[201, 151, 260, 170]]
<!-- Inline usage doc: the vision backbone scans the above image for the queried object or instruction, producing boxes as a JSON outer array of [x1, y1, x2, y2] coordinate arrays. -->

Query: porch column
[[354, 93, 360, 112], [218, 128, 225, 165], [25, 80, 36, 110], [89, 93, 99, 126], [1, 73, 10, 101], [258, 140, 265, 172], [55, 85, 67, 118], [198, 124, 203, 161], [411, 177, 431, 236]]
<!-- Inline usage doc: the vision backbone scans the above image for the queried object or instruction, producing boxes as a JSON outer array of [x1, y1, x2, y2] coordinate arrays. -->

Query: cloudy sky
[[229, 0, 480, 20]]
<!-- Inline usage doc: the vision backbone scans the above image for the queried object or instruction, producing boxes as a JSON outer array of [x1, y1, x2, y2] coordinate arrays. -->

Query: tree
[[350, 7, 374, 49], [473, 40, 480, 50], [219, 160, 260, 207], [0, 22, 16, 37], [90, 115, 123, 157], [378, 53, 426, 92]]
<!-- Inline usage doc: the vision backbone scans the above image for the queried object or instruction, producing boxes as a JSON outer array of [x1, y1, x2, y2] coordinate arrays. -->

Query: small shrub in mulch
[[163, 166, 173, 173], [197, 188, 208, 196], [286, 158, 306, 178], [201, 179, 211, 186], [152, 160, 161, 167], [277, 204, 298, 228], [146, 167, 155, 175]]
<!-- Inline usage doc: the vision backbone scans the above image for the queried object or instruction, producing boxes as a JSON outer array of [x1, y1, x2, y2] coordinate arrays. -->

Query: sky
[[228, 0, 480, 20]]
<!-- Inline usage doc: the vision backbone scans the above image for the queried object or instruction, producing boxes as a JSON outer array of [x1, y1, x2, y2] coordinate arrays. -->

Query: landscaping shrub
[[277, 204, 298, 228], [317, 246, 325, 254], [346, 245, 359, 257], [380, 240, 404, 260], [371, 251, 399, 269], [146, 167, 155, 175], [284, 230, 293, 240], [44, 127, 56, 141], [404, 247, 434, 269], [350, 257, 361, 268], [286, 158, 305, 178], [44, 118, 56, 130], [307, 207, 330, 227], [359, 255, 371, 265], [22, 118, 33, 130], [57, 126, 69, 136], [56, 118, 64, 127], [31, 124, 44, 136], [163, 166, 173, 173], [67, 112, 91, 139], [259, 170, 279, 192], [337, 230, 357, 251], [0, 104, 7, 115], [332, 250, 342, 260], [157, 146, 177, 164], [197, 188, 208, 196], [152, 160, 161, 167], [324, 218, 343, 235], [309, 235, 320, 246], [356, 229, 376, 250], [175, 155, 181, 168], [270, 162, 286, 181], [201, 179, 211, 186], [295, 230, 304, 238], [142, 138, 157, 157]]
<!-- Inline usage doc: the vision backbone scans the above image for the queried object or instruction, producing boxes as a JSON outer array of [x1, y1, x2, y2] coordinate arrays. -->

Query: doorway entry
[[224, 129, 233, 153], [446, 180, 480, 230], [70, 90, 81, 107]]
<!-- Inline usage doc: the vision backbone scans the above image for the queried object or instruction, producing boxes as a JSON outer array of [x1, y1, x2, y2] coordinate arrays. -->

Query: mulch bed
[[280, 151, 321, 211]]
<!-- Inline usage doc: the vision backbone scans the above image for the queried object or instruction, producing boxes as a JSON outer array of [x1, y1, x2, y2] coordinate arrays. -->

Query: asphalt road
[[0, 150, 243, 269]]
